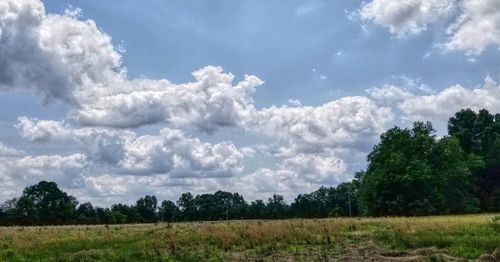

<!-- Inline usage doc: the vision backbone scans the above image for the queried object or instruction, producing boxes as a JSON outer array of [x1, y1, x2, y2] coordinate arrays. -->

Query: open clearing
[[0, 214, 499, 261]]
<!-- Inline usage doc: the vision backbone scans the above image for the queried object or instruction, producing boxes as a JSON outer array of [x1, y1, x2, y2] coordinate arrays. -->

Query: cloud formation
[[0, 0, 122, 102], [359, 0, 455, 36], [444, 0, 500, 55], [358, 0, 500, 55], [368, 76, 500, 126], [75, 67, 263, 132], [1, 0, 499, 204], [17, 117, 245, 177], [250, 97, 393, 154]]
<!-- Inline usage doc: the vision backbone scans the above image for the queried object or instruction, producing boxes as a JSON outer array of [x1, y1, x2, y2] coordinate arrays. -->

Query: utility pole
[[225, 200, 229, 221]]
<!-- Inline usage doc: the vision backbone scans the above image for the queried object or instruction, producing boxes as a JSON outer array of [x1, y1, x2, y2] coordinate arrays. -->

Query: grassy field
[[0, 214, 499, 261]]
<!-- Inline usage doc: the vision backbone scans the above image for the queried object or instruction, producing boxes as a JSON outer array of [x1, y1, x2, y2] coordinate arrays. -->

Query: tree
[[266, 194, 289, 219], [448, 108, 500, 211], [0, 198, 19, 225], [358, 122, 479, 216], [111, 203, 139, 223], [76, 202, 97, 224], [136, 195, 158, 222], [16, 181, 78, 225], [248, 200, 267, 219], [160, 200, 179, 222], [177, 192, 196, 221]]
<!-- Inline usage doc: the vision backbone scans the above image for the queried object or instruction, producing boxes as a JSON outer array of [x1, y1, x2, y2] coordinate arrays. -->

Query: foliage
[[14, 181, 78, 225], [358, 121, 480, 216]]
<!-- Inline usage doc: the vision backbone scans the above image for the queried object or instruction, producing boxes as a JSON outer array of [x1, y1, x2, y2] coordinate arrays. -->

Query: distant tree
[[177, 192, 196, 221], [111, 203, 139, 223], [330, 183, 358, 217], [248, 200, 267, 219], [95, 207, 113, 224], [16, 181, 78, 225], [76, 202, 97, 224], [136, 195, 158, 222], [266, 194, 289, 219], [291, 187, 328, 218], [160, 200, 179, 222]]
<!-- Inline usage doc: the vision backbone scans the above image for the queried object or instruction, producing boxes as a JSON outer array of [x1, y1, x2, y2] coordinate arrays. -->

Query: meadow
[[0, 214, 499, 261]]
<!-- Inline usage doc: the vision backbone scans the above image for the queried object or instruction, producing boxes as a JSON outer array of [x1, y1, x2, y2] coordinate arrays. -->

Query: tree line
[[0, 108, 499, 225], [0, 181, 356, 225]]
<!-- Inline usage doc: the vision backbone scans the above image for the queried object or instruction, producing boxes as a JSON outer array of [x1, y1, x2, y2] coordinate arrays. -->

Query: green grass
[[0, 214, 499, 261]]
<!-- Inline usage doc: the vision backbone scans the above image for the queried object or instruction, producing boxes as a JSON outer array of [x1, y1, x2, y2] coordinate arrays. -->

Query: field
[[0, 214, 499, 261]]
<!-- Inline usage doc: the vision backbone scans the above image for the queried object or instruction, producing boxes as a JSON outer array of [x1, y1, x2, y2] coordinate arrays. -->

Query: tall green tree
[[448, 108, 500, 211], [177, 192, 196, 221], [358, 122, 479, 216], [76, 202, 97, 224], [266, 194, 289, 219], [160, 200, 179, 222], [136, 195, 158, 222], [16, 181, 78, 225]]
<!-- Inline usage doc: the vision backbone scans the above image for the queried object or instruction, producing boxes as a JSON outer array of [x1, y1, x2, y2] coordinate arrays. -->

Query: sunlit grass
[[0, 214, 499, 261]]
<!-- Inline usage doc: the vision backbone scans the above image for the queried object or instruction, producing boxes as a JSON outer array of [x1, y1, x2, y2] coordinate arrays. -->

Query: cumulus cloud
[[359, 0, 455, 36], [16, 117, 245, 177], [0, 0, 265, 133], [358, 0, 500, 55], [399, 76, 500, 123], [444, 0, 500, 55], [0, 152, 87, 200], [279, 154, 346, 184], [1, 0, 399, 202], [0, 0, 122, 103], [365, 76, 500, 132], [366, 77, 435, 106], [16, 116, 71, 142], [120, 128, 244, 177], [74, 67, 263, 132], [6, 0, 472, 203], [249, 96, 393, 154]]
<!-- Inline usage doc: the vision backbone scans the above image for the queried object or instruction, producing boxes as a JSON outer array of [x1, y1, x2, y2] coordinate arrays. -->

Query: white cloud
[[249, 96, 393, 154], [16, 117, 245, 178], [120, 128, 244, 177], [288, 98, 302, 107], [358, 0, 500, 55], [16, 117, 134, 164], [16, 116, 71, 142], [0, 0, 122, 102], [399, 76, 500, 123], [444, 0, 500, 55], [280, 153, 346, 184], [359, 0, 456, 36], [367, 77, 435, 105], [74, 67, 263, 132], [0, 0, 264, 133], [12, 0, 500, 204], [1, 0, 398, 203], [0, 152, 87, 200], [0, 142, 25, 157]]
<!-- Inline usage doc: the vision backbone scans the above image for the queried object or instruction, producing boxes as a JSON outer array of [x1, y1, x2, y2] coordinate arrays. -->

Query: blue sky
[[43, 0, 500, 105], [0, 0, 499, 205]]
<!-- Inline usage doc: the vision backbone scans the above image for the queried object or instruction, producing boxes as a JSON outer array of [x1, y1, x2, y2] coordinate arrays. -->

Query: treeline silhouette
[[0, 108, 499, 225]]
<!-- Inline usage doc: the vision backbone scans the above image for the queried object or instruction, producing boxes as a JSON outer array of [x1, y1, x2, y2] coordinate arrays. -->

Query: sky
[[0, 0, 500, 206]]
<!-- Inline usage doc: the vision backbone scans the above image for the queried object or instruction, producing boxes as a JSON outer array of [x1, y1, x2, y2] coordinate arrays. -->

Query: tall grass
[[0, 214, 498, 261]]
